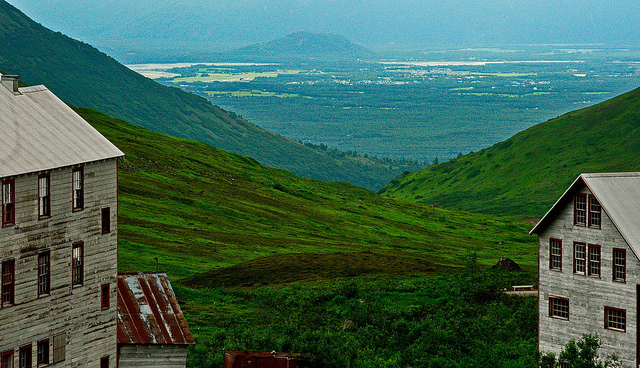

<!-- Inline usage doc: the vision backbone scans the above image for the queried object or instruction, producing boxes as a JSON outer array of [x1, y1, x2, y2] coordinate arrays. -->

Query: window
[[36, 340, 48, 365], [613, 248, 626, 282], [574, 194, 586, 225], [101, 284, 110, 310], [589, 197, 601, 228], [573, 242, 585, 275], [550, 238, 562, 271], [2, 179, 15, 227], [19, 345, 31, 368], [550, 296, 569, 320], [101, 208, 110, 234], [2, 259, 15, 307], [72, 167, 83, 211], [605, 307, 626, 332], [72, 243, 84, 286], [100, 356, 109, 368], [52, 335, 65, 363], [588, 244, 601, 277], [38, 174, 50, 219], [1, 351, 13, 368], [38, 252, 50, 296]]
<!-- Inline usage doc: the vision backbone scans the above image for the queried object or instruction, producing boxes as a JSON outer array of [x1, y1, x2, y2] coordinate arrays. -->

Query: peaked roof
[[117, 272, 195, 345], [531, 172, 640, 259], [0, 80, 123, 178]]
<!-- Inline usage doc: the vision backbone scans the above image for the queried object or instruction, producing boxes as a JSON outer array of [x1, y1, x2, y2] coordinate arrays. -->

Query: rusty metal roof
[[0, 77, 124, 178], [224, 351, 306, 368], [531, 172, 640, 260], [117, 272, 195, 345]]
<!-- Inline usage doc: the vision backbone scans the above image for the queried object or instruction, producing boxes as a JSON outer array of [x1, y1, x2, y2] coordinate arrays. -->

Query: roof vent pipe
[[1, 75, 20, 93]]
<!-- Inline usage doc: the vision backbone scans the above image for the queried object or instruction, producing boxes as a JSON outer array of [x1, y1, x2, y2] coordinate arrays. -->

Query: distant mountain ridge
[[0, 0, 405, 190], [234, 31, 373, 58], [378, 86, 640, 216]]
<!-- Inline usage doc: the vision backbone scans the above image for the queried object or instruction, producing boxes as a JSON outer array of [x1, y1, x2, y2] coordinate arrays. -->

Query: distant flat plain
[[129, 46, 640, 163]]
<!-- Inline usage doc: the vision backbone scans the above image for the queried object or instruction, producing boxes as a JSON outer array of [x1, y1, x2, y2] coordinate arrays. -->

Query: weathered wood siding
[[118, 344, 188, 368], [539, 186, 639, 367], [0, 159, 118, 367]]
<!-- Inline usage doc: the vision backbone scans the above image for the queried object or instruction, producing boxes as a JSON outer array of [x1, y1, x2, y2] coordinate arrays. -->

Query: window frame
[[549, 238, 562, 271], [2, 179, 15, 227], [71, 166, 84, 212], [101, 208, 111, 235], [36, 339, 49, 365], [37, 174, 51, 220], [613, 248, 626, 283], [574, 194, 587, 226], [100, 356, 109, 368], [71, 243, 84, 286], [19, 345, 31, 368], [588, 244, 601, 278], [101, 284, 110, 310], [573, 242, 586, 275], [52, 334, 65, 364], [604, 306, 626, 332], [18, 345, 31, 368], [549, 296, 570, 320], [38, 251, 51, 296], [2, 259, 15, 307], [589, 196, 601, 228], [1, 350, 13, 368]]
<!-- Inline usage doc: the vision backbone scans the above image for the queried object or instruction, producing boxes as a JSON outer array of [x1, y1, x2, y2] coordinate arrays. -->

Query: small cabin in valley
[[531, 172, 640, 367]]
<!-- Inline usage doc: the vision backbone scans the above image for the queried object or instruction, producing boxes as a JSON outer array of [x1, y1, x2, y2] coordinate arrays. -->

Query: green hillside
[[378, 86, 640, 216], [0, 0, 408, 190], [79, 106, 538, 367], [75, 107, 536, 278], [234, 31, 373, 59]]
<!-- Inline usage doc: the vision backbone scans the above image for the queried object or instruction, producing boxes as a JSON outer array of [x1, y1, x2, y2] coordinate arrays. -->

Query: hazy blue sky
[[5, 0, 640, 49]]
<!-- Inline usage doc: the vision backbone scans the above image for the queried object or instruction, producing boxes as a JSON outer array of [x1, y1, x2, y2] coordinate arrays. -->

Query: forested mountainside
[[379, 86, 640, 216], [0, 0, 410, 190]]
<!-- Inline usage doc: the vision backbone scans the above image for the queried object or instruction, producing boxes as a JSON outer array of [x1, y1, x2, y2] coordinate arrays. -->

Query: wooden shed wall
[[0, 159, 119, 367], [118, 344, 188, 368]]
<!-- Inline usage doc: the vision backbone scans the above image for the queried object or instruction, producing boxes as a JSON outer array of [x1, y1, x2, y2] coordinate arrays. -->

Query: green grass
[[379, 86, 640, 217], [77, 105, 537, 278], [76, 107, 539, 367]]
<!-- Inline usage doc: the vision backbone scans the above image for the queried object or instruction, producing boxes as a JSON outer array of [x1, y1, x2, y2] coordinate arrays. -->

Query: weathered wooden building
[[0, 74, 124, 367], [531, 172, 640, 367], [117, 272, 195, 368]]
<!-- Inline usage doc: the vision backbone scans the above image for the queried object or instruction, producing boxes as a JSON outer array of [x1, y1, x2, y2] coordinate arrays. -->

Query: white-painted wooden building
[[0, 74, 123, 367], [531, 172, 640, 367]]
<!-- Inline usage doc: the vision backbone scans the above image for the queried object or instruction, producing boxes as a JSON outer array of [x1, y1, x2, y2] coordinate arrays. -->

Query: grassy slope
[[75, 107, 537, 280], [0, 0, 407, 190], [77, 108, 538, 367], [379, 86, 640, 217]]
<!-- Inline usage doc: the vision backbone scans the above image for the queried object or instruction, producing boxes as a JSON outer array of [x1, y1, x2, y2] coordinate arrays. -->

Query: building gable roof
[[0, 81, 123, 178], [531, 172, 640, 259], [117, 272, 195, 345]]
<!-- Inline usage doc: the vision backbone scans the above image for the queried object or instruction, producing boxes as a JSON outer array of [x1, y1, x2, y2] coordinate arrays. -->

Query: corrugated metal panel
[[531, 172, 640, 260], [117, 272, 195, 345], [0, 79, 124, 178], [581, 173, 640, 259], [224, 351, 306, 368]]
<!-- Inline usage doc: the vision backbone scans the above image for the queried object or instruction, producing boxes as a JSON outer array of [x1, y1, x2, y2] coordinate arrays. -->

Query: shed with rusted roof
[[117, 272, 195, 368]]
